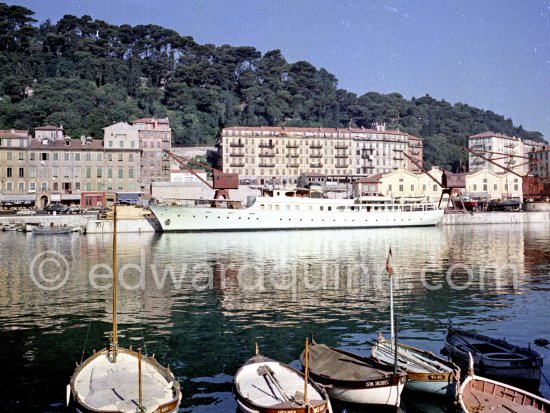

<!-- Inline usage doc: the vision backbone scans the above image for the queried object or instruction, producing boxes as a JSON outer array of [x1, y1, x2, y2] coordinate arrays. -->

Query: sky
[[8, 0, 550, 140]]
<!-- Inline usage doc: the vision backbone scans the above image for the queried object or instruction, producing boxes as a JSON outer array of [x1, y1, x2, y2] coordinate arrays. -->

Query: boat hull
[[459, 374, 550, 413], [150, 204, 444, 232], [302, 345, 406, 406], [233, 355, 331, 413], [371, 340, 459, 399], [68, 347, 181, 413], [444, 327, 542, 389]]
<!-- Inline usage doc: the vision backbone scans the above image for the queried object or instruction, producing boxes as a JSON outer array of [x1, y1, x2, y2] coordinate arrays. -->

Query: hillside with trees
[[0, 3, 545, 170]]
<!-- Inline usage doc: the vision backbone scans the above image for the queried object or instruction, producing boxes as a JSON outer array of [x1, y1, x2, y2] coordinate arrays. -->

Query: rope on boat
[[80, 321, 92, 364], [539, 367, 550, 387]]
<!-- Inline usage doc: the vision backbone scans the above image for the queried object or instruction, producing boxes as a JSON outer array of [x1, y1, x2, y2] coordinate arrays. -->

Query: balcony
[[230, 142, 245, 147], [230, 161, 245, 167], [286, 143, 299, 148], [309, 143, 323, 149], [259, 162, 275, 168], [288, 163, 300, 168], [393, 156, 404, 161], [310, 162, 323, 168], [335, 144, 349, 149], [259, 142, 274, 148], [310, 154, 323, 158], [411, 150, 420, 156], [361, 154, 371, 160], [288, 154, 300, 158], [335, 154, 348, 158], [259, 152, 275, 157], [229, 152, 245, 157], [335, 164, 349, 168]]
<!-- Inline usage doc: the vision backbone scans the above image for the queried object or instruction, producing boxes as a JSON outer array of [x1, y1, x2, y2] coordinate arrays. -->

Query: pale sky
[[9, 0, 550, 139]]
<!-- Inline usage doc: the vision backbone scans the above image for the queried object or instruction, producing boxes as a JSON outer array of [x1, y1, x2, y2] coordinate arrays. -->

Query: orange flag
[[386, 247, 394, 277]]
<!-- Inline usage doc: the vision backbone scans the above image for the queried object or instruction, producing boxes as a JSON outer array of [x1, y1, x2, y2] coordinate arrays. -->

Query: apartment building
[[528, 145, 550, 178], [0, 125, 141, 207], [468, 132, 544, 174], [219, 124, 423, 185], [130, 117, 171, 197]]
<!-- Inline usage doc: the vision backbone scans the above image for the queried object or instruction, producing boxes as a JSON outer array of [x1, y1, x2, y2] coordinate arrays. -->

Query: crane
[[463, 147, 549, 202], [163, 150, 240, 207], [402, 152, 467, 211]]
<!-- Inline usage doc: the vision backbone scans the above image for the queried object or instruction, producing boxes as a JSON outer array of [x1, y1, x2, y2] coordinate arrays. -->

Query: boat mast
[[110, 203, 118, 361], [386, 248, 395, 344]]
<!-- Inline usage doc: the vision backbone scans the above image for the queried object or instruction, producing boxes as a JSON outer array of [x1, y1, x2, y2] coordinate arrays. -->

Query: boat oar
[[257, 365, 291, 402]]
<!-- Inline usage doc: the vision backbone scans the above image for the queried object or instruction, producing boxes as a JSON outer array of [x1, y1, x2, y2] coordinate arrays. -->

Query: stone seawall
[[0, 214, 92, 228], [441, 211, 550, 225]]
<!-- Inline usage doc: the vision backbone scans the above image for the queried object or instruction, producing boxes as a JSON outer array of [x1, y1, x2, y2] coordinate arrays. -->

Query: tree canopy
[[0, 3, 545, 170]]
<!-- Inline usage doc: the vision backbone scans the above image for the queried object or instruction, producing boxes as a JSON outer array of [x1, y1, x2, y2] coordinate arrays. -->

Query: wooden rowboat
[[372, 333, 460, 399], [233, 352, 332, 413], [68, 347, 181, 412], [445, 325, 543, 389], [301, 343, 406, 406], [67, 203, 182, 412], [459, 355, 550, 413]]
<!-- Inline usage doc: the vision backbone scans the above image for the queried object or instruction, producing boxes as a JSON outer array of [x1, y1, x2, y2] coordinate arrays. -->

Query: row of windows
[[2, 151, 136, 162], [2, 180, 136, 192], [258, 203, 434, 212], [5, 167, 135, 179]]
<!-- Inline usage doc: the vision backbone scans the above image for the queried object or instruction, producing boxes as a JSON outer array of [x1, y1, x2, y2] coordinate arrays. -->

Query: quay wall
[[0, 214, 92, 228], [441, 211, 550, 225]]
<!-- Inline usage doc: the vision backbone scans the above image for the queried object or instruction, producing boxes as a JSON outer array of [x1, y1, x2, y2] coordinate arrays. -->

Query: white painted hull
[[326, 381, 405, 406], [150, 204, 443, 232], [371, 341, 458, 398]]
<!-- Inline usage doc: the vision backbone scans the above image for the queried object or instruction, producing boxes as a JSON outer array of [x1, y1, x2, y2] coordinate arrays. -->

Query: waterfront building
[[468, 132, 544, 174], [0, 125, 141, 207], [218, 124, 423, 185], [463, 169, 523, 201], [129, 117, 171, 197], [528, 145, 550, 178], [377, 167, 444, 202]]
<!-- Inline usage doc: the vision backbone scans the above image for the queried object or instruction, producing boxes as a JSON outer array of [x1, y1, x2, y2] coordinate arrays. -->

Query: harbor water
[[0, 223, 549, 412]]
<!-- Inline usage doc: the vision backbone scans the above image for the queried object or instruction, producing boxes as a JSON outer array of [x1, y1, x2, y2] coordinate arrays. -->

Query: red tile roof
[[469, 132, 517, 141], [0, 132, 29, 139], [355, 173, 383, 183], [222, 126, 418, 139]]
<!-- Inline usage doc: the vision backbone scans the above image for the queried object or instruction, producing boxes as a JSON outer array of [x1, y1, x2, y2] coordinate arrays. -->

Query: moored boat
[[459, 355, 550, 413], [301, 343, 406, 406], [372, 334, 460, 399], [445, 325, 543, 389], [150, 188, 444, 232], [372, 249, 460, 399], [32, 225, 74, 234], [233, 344, 331, 413], [67, 204, 182, 412]]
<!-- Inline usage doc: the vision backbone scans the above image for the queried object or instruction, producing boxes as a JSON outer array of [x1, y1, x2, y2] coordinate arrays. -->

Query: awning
[[0, 194, 36, 202], [61, 194, 81, 200], [51, 193, 61, 202]]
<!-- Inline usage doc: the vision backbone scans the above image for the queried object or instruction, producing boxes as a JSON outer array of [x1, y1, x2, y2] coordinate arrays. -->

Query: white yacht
[[149, 188, 444, 232]]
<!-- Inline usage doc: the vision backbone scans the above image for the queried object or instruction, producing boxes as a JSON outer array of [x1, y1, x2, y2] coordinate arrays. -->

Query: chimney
[[80, 135, 86, 145]]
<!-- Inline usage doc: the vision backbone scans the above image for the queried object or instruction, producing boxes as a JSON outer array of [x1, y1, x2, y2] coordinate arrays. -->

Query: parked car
[[44, 203, 69, 214], [16, 208, 36, 216], [66, 207, 86, 214]]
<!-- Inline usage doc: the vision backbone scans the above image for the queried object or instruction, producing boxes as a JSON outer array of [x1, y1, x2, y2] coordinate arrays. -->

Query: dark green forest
[[0, 3, 545, 170]]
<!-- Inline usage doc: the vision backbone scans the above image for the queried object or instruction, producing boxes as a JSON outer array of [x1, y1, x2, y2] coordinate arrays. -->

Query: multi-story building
[[528, 145, 550, 178], [219, 124, 423, 185], [468, 132, 545, 174], [130, 118, 171, 197], [0, 125, 141, 207]]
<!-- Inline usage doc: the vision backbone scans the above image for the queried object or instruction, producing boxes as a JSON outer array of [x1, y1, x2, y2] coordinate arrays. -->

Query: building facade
[[528, 145, 550, 178], [468, 132, 545, 174], [130, 118, 171, 197], [219, 124, 423, 185], [0, 126, 141, 207]]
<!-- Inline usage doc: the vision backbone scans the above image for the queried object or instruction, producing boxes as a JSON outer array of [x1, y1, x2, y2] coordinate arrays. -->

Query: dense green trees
[[0, 3, 545, 170]]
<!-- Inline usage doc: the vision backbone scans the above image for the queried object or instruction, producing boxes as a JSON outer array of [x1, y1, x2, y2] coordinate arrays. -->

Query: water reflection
[[0, 223, 548, 412]]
